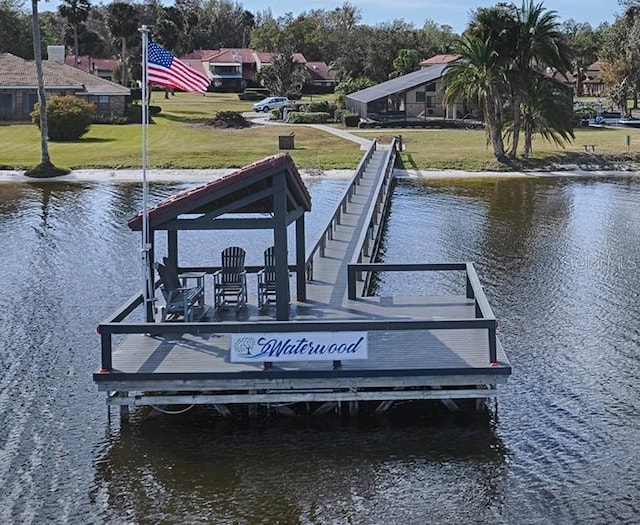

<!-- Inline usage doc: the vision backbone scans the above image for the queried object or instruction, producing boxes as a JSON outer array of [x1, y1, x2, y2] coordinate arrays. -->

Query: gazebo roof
[[128, 154, 311, 231]]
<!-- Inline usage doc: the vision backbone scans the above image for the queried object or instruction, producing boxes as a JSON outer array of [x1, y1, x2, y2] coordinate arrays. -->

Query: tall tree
[[30, 0, 59, 175], [58, 0, 91, 61], [249, 14, 283, 52], [419, 20, 456, 58], [506, 75, 575, 157], [389, 49, 420, 78], [0, 0, 32, 57], [444, 34, 507, 161], [507, 1, 572, 157], [192, 0, 251, 49], [105, 2, 138, 86], [562, 20, 599, 96], [256, 45, 307, 97]]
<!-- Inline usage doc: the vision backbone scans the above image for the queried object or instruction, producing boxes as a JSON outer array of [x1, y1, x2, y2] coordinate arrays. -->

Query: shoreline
[[1, 167, 639, 183]]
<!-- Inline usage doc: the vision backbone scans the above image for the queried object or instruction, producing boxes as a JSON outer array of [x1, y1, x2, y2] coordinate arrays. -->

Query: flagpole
[[139, 25, 154, 321]]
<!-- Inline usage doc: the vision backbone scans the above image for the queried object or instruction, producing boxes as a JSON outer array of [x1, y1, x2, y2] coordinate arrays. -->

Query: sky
[[40, 1, 620, 34], [240, 0, 619, 33]]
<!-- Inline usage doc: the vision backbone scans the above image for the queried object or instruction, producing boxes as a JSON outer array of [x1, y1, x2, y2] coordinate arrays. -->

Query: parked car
[[252, 96, 291, 113]]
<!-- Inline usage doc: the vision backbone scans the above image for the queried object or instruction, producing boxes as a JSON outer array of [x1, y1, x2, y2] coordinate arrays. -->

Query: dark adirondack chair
[[257, 246, 277, 309], [213, 246, 247, 311], [156, 261, 204, 322]]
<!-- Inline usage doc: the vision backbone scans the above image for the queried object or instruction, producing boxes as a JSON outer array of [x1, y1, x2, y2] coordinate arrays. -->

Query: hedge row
[[286, 112, 332, 123]]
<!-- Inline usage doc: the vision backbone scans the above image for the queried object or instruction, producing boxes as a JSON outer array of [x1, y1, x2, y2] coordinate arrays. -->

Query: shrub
[[204, 111, 251, 128], [31, 95, 95, 141], [270, 107, 284, 120], [334, 108, 347, 122], [306, 101, 331, 113], [287, 112, 331, 124], [342, 112, 360, 127]]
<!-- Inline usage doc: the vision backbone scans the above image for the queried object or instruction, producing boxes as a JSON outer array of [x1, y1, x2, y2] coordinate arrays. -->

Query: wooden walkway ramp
[[304, 146, 389, 306]]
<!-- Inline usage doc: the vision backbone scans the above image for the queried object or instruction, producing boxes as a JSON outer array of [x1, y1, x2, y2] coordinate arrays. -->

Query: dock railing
[[349, 137, 398, 294], [305, 139, 378, 281], [346, 261, 497, 363], [97, 290, 499, 373], [98, 262, 498, 372]]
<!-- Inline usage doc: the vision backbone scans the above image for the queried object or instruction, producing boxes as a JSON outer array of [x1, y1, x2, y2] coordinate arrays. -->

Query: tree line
[[3, 0, 639, 167], [0, 0, 632, 90]]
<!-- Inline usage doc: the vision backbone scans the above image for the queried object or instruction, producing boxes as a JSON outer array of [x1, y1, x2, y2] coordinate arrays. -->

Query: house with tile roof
[[543, 60, 606, 97], [304, 61, 336, 87], [419, 54, 460, 68], [0, 52, 130, 122], [183, 48, 332, 92], [64, 55, 118, 82]]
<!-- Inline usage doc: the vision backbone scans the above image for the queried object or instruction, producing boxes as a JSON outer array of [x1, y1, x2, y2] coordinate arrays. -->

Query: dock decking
[[95, 141, 510, 413]]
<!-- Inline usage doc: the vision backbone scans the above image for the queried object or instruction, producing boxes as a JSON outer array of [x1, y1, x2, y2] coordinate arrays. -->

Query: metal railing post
[[348, 265, 356, 300], [489, 325, 497, 363], [100, 330, 112, 371]]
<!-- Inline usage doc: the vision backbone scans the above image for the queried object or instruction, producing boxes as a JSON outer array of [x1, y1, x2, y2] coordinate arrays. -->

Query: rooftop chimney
[[47, 45, 65, 63]]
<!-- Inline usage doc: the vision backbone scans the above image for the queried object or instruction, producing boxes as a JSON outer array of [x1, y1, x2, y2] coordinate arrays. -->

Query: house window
[[416, 91, 425, 103], [97, 96, 110, 111], [89, 96, 110, 112], [425, 82, 436, 92], [214, 65, 240, 75], [0, 93, 14, 118], [22, 92, 38, 116], [426, 96, 434, 108]]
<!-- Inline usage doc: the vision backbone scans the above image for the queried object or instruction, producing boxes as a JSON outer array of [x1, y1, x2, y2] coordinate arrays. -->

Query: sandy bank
[[0, 168, 355, 183], [2, 167, 639, 183]]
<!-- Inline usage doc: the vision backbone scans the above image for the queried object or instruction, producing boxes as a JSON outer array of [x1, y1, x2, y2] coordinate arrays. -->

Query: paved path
[[247, 113, 372, 150]]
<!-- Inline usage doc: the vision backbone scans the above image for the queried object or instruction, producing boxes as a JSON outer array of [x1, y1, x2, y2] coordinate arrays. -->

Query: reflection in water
[[97, 407, 505, 524], [378, 177, 640, 524], [1, 176, 639, 523]]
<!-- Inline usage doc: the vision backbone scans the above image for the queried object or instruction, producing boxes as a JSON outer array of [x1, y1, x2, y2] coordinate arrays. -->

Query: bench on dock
[[582, 144, 597, 152], [156, 261, 205, 322]]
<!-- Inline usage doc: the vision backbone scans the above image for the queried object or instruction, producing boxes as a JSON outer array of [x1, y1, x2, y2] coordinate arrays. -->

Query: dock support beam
[[119, 392, 129, 422]]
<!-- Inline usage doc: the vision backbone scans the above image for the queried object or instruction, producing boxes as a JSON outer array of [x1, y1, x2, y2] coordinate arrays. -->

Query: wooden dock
[[94, 140, 510, 416]]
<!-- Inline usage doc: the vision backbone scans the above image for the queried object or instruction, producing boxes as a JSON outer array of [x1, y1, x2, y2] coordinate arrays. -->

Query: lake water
[[1, 174, 639, 524]]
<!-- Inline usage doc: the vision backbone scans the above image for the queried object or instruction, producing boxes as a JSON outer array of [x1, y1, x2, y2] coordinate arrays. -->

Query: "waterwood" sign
[[230, 332, 368, 363]]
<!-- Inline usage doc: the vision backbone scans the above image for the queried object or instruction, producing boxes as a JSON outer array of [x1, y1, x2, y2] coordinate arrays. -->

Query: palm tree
[[30, 0, 52, 171], [105, 2, 138, 87], [444, 34, 508, 162], [58, 0, 91, 62], [507, 1, 572, 157], [505, 75, 575, 158]]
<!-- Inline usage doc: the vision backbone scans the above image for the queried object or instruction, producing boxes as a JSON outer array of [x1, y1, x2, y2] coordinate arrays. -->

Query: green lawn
[[3, 92, 640, 172], [0, 93, 359, 170], [356, 126, 640, 171]]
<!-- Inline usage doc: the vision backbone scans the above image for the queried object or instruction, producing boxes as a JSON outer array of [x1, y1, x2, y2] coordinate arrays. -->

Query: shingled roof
[[0, 53, 80, 88], [0, 53, 129, 95], [128, 154, 312, 231]]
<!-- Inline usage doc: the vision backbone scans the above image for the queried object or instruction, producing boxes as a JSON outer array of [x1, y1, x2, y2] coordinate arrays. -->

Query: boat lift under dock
[[94, 139, 511, 418]]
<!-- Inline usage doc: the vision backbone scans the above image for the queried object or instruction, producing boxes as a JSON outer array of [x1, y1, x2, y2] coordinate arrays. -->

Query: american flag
[[147, 41, 210, 94]]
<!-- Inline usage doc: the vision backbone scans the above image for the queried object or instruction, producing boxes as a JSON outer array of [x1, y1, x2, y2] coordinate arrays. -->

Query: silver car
[[252, 96, 291, 113]]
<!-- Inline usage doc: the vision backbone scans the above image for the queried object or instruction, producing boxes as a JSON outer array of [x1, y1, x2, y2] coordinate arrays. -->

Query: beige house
[[345, 62, 467, 122], [0, 52, 130, 122]]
